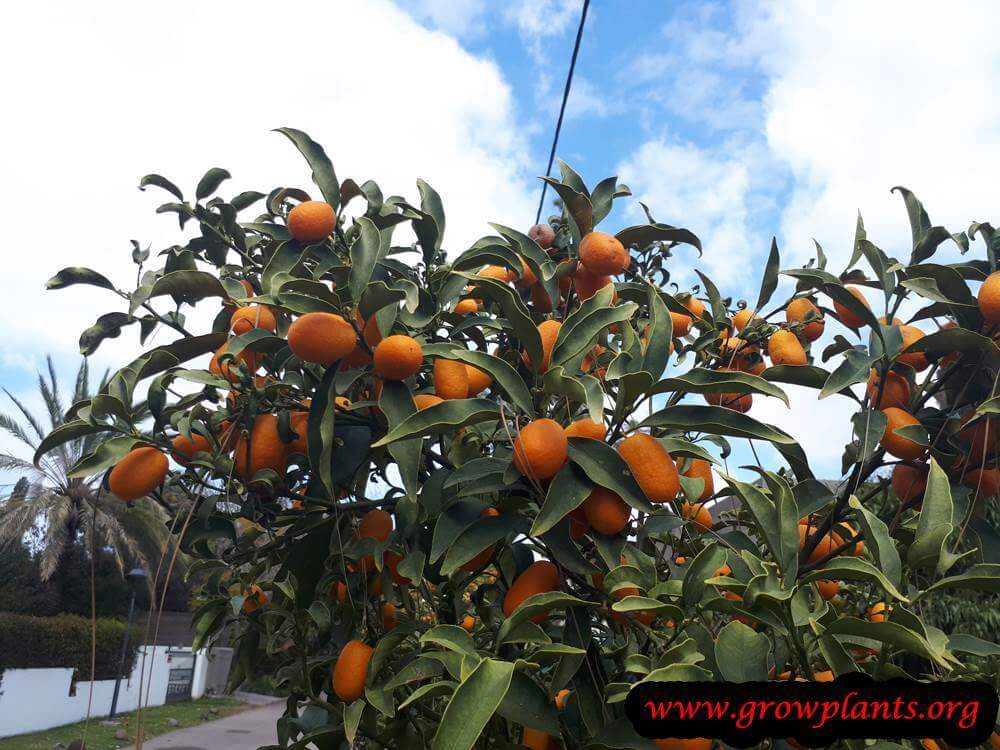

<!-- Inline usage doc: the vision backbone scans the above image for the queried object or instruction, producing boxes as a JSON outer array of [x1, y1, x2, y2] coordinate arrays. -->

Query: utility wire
[[535, 0, 591, 226]]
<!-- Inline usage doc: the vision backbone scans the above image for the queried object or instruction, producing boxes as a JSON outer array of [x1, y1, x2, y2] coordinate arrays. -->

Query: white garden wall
[[0, 646, 207, 738]]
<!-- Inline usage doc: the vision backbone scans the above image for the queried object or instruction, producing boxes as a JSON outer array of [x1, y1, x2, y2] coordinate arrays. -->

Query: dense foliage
[[38, 128, 1000, 749], [0, 612, 139, 681]]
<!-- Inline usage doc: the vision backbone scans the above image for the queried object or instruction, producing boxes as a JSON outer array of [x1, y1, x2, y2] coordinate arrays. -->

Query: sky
[[1, 0, 998, 483]]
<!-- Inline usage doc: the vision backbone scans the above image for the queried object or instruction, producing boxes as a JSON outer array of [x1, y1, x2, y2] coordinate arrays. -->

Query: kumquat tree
[[38, 128, 1000, 749]]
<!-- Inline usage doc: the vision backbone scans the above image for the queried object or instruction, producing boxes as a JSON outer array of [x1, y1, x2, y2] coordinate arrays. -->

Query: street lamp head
[[127, 567, 147, 582]]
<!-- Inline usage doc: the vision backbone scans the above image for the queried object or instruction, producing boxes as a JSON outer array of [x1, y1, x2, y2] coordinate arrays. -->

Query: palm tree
[[0, 357, 178, 590]]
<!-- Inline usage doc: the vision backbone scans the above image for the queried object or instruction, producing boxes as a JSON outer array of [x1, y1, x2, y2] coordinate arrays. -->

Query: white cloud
[[749, 0, 1000, 267], [616, 136, 757, 290], [565, 76, 609, 119], [504, 0, 581, 61], [409, 0, 488, 38], [0, 0, 535, 374]]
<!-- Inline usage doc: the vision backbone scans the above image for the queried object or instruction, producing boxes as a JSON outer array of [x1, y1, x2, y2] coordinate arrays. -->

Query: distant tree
[[0, 357, 181, 592]]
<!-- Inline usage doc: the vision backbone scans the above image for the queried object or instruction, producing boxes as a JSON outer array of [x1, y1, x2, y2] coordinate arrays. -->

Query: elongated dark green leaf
[[459, 273, 542, 373], [542, 366, 604, 423], [307, 365, 338, 498], [497, 592, 593, 645], [845, 497, 899, 587], [68, 436, 139, 479], [650, 367, 788, 405], [531, 462, 593, 536], [642, 285, 673, 379], [274, 127, 339, 209], [439, 348, 534, 417], [46, 267, 116, 292], [852, 408, 888, 464], [824, 282, 884, 335], [640, 405, 795, 445], [755, 237, 780, 310], [139, 173, 183, 200], [371, 398, 499, 447], [826, 617, 950, 669], [715, 621, 770, 681], [431, 658, 513, 750], [552, 303, 636, 367], [379, 380, 420, 500], [441, 513, 525, 575], [820, 350, 876, 399], [568, 439, 654, 512], [762, 364, 829, 390], [149, 270, 227, 301], [444, 457, 508, 489], [415, 178, 445, 265], [542, 177, 593, 238], [902, 327, 999, 357], [801, 557, 907, 602], [921, 564, 1000, 595], [908, 458, 954, 570], [682, 542, 726, 606], [430, 501, 481, 563], [79, 312, 133, 356], [348, 216, 381, 302], [33, 420, 115, 465], [496, 671, 560, 734], [947, 634, 1000, 656], [196, 167, 231, 200], [615, 224, 702, 255]]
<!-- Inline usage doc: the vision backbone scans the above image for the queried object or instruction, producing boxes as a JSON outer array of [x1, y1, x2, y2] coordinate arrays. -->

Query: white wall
[[0, 646, 207, 738]]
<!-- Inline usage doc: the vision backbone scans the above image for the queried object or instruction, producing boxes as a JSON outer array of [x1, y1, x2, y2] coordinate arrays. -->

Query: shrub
[[37, 129, 1000, 748], [0, 613, 140, 681]]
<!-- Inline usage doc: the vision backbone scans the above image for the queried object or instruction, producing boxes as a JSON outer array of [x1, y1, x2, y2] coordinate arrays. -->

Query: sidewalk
[[125, 696, 284, 750]]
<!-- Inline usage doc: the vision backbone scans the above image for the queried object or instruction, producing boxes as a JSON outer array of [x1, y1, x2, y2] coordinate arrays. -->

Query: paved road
[[126, 700, 284, 750]]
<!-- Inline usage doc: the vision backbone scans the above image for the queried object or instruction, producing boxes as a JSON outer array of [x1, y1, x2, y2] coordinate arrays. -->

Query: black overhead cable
[[535, 0, 591, 226]]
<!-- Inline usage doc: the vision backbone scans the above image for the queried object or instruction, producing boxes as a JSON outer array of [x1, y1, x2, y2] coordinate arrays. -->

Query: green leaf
[[820, 350, 876, 399], [496, 671, 560, 734], [755, 237, 780, 310], [68, 436, 139, 479], [195, 167, 231, 200], [848, 495, 901, 588], [459, 273, 542, 373], [852, 408, 888, 464], [947, 633, 1000, 656], [348, 217, 382, 302], [642, 285, 673, 379], [497, 592, 594, 645], [33, 420, 115, 465], [371, 398, 499, 447], [907, 458, 954, 570], [650, 367, 789, 406], [552, 284, 636, 366], [46, 267, 116, 292], [437, 347, 535, 417], [615, 224, 702, 255], [715, 621, 770, 681], [542, 366, 605, 423], [274, 127, 340, 210], [149, 270, 227, 302], [531, 462, 593, 536], [826, 617, 952, 669], [378, 381, 420, 500], [801, 557, 908, 602], [415, 179, 445, 266], [542, 176, 593, 238], [431, 658, 514, 750], [762, 364, 830, 390], [568, 438, 654, 512], [398, 681, 457, 710], [921, 564, 1000, 595], [139, 173, 183, 200], [901, 327, 1000, 357], [420, 625, 478, 657], [306, 365, 338, 498], [640, 405, 796, 445], [343, 700, 364, 746], [682, 542, 727, 606], [79, 312, 133, 356], [441, 513, 525, 576]]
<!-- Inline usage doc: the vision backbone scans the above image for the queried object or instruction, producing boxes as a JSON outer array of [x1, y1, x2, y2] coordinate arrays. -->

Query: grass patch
[[0, 696, 247, 749]]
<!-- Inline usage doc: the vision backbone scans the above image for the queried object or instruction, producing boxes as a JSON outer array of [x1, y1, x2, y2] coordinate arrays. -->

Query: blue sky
[[2, 0, 999, 483]]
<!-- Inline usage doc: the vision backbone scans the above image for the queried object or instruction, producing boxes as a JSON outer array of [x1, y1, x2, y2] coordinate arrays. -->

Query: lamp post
[[109, 567, 146, 718]]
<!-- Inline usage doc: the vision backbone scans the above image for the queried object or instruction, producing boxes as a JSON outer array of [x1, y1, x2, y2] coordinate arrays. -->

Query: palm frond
[[73, 359, 90, 404], [38, 499, 74, 579], [0, 411, 39, 449], [2, 389, 46, 442], [0, 487, 54, 546], [43, 356, 66, 429], [0, 452, 43, 477]]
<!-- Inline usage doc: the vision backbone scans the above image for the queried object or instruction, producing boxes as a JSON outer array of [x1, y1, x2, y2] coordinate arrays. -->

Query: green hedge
[[0, 613, 140, 680]]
